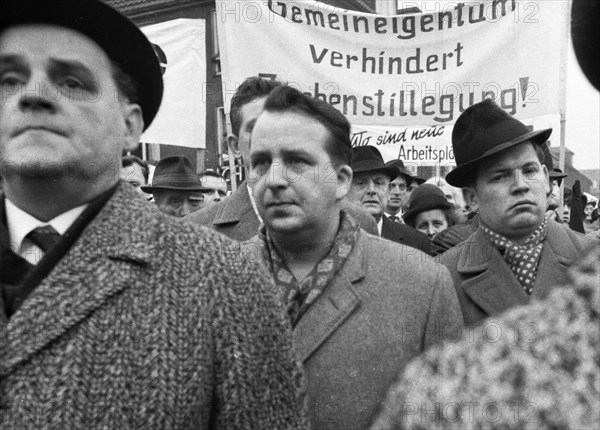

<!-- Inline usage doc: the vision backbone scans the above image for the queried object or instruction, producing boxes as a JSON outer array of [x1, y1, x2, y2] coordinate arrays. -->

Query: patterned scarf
[[481, 217, 549, 295], [259, 210, 360, 327]]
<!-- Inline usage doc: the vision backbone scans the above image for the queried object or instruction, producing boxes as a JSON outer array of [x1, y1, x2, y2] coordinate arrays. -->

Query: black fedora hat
[[1, 0, 163, 130], [351, 146, 398, 181], [384, 159, 425, 184], [402, 184, 453, 224], [540, 143, 568, 185], [141, 156, 209, 193], [571, 0, 599, 91], [446, 99, 552, 187], [550, 168, 568, 186]]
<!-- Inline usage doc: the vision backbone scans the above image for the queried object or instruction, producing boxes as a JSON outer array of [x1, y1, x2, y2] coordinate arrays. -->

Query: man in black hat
[[141, 156, 207, 217], [347, 146, 431, 253], [0, 0, 306, 428], [244, 84, 461, 430], [439, 99, 596, 325]]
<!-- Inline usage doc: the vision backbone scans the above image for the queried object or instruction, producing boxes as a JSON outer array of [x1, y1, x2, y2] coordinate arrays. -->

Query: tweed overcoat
[[381, 214, 431, 254], [185, 181, 378, 241], [0, 183, 306, 429], [244, 229, 463, 430], [437, 218, 598, 325]]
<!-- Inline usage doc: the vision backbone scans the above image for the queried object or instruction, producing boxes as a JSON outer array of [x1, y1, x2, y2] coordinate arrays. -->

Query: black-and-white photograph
[[1, 0, 598, 428]]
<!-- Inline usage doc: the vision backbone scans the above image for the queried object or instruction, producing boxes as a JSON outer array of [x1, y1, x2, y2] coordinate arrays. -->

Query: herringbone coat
[[0, 183, 306, 429]]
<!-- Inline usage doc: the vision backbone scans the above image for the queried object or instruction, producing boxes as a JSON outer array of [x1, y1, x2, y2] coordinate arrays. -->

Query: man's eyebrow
[[0, 54, 26, 68], [49, 59, 96, 81], [281, 149, 313, 159], [245, 118, 258, 132], [250, 149, 270, 161], [522, 161, 539, 168]]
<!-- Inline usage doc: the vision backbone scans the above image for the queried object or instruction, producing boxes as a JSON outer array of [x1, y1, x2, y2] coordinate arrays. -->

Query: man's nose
[[212, 190, 221, 201], [511, 171, 531, 193], [19, 76, 57, 113], [177, 200, 193, 217], [366, 181, 377, 194], [266, 162, 288, 188]]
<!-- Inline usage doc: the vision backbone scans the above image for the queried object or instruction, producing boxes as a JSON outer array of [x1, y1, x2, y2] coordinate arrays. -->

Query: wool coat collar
[[291, 231, 369, 363], [454, 219, 580, 316]]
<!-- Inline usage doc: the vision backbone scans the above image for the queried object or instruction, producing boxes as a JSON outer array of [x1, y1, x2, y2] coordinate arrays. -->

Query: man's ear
[[336, 164, 353, 201], [464, 186, 479, 212], [541, 164, 552, 196], [122, 103, 144, 152], [227, 134, 242, 160]]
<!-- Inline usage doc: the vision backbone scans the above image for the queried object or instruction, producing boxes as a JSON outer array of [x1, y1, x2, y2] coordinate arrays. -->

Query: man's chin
[[2, 161, 71, 180], [265, 216, 304, 236], [507, 214, 545, 237], [361, 204, 382, 217]]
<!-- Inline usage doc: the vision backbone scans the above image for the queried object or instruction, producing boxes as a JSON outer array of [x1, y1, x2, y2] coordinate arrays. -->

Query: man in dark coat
[[0, 1, 306, 428], [438, 99, 597, 325], [347, 146, 431, 253], [185, 77, 377, 240]]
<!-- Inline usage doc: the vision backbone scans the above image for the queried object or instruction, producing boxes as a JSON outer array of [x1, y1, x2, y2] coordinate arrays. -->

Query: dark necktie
[[26, 225, 61, 252], [389, 215, 399, 223]]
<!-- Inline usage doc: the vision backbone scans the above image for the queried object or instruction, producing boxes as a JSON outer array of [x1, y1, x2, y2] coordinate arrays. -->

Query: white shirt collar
[[247, 184, 263, 225], [377, 216, 383, 236], [5, 198, 88, 254]]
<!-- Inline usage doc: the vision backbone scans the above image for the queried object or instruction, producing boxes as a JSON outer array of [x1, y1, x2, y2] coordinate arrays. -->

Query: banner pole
[[225, 113, 237, 193], [558, 0, 572, 206]]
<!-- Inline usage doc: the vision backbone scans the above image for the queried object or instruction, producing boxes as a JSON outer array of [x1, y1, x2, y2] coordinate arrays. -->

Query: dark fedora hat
[[446, 99, 552, 187], [540, 143, 568, 185], [571, 0, 599, 91], [141, 156, 209, 193], [550, 168, 568, 186], [402, 184, 453, 224], [384, 159, 425, 184], [351, 146, 398, 181], [1, 0, 163, 130]]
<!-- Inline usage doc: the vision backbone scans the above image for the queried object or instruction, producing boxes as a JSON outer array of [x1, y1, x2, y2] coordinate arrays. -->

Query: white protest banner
[[141, 19, 206, 148], [216, 0, 569, 164], [352, 114, 561, 169]]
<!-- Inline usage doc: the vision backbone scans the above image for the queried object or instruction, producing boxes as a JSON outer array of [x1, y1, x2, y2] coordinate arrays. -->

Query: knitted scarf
[[481, 217, 549, 295], [259, 211, 360, 327]]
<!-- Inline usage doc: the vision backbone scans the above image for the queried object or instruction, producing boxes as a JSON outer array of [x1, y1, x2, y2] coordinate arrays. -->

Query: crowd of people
[[1, 0, 598, 429]]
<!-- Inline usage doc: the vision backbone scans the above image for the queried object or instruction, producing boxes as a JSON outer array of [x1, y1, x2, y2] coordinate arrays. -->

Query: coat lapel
[[292, 233, 367, 363], [0, 186, 158, 377], [212, 182, 261, 239], [532, 220, 578, 299], [457, 229, 529, 317]]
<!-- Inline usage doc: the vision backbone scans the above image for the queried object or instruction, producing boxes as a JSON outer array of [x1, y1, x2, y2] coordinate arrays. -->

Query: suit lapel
[[381, 216, 404, 241], [458, 229, 529, 317], [292, 233, 367, 363], [0, 186, 157, 377]]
